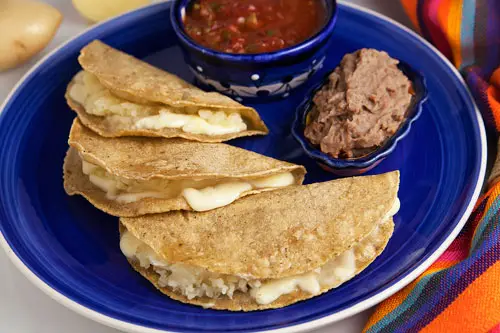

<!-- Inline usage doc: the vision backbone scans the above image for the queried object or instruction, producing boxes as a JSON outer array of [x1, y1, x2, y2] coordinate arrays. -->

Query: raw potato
[[0, 1, 62, 72], [72, 0, 151, 23]]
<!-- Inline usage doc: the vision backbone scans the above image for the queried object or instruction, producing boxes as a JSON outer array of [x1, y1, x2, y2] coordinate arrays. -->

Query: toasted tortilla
[[120, 171, 399, 279], [66, 40, 268, 142], [125, 217, 394, 311], [63, 119, 306, 217]]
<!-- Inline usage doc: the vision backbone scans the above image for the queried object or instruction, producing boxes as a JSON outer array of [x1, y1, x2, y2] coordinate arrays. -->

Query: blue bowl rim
[[170, 0, 339, 64], [292, 61, 429, 170]]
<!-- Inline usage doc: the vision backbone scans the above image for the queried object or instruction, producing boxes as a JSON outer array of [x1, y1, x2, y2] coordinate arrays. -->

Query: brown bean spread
[[304, 49, 412, 158]]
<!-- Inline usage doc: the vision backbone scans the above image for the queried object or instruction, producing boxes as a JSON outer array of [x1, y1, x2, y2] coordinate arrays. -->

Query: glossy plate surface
[[0, 2, 486, 333]]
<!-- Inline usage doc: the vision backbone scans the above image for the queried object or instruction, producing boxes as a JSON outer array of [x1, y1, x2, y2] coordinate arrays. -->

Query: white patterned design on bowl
[[189, 57, 325, 100]]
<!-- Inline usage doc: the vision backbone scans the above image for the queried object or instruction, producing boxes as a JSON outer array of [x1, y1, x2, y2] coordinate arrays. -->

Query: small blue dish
[[292, 61, 428, 176], [170, 0, 338, 101]]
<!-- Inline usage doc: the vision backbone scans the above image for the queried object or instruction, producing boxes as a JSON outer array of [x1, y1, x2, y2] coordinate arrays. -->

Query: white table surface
[[0, 1, 413, 332]]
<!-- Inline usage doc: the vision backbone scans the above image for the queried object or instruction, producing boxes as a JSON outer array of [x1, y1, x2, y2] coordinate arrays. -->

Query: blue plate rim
[[0, 1, 487, 333]]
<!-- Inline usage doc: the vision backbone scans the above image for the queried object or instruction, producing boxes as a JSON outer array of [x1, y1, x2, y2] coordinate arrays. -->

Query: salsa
[[183, 0, 326, 54]]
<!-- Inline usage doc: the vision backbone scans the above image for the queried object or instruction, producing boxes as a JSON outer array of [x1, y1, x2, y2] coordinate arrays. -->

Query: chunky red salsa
[[183, 0, 326, 54]]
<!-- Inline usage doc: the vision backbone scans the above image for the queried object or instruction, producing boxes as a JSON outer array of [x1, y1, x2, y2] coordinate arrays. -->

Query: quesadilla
[[119, 171, 400, 311], [65, 40, 268, 142], [63, 119, 305, 217]]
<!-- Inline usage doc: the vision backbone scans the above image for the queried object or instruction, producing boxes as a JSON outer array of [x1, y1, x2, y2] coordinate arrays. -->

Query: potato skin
[[0, 1, 62, 71], [72, 0, 150, 23]]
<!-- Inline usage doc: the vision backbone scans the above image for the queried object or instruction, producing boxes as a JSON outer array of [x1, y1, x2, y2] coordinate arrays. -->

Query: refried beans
[[304, 49, 412, 158]]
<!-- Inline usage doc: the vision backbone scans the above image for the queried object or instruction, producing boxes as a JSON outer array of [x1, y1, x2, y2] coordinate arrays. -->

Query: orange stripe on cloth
[[490, 67, 500, 88], [400, 0, 421, 32], [443, 0, 462, 68], [421, 261, 500, 333], [487, 68, 500, 130]]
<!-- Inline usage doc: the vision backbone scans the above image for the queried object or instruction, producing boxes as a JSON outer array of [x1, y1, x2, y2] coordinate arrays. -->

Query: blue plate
[[0, 2, 486, 333]]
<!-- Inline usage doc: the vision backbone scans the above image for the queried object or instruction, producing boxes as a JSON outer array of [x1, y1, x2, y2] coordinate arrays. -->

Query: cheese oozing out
[[80, 157, 295, 211], [119, 198, 399, 305], [69, 71, 248, 136]]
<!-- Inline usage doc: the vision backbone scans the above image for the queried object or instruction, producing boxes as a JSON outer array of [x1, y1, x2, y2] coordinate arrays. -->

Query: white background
[[0, 1, 413, 332]]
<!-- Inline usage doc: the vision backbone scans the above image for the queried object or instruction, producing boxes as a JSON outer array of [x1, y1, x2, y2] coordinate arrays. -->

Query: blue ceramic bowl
[[292, 61, 428, 176], [170, 0, 338, 101]]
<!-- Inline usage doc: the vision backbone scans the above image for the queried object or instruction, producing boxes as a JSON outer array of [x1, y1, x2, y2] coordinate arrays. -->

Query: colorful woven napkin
[[363, 1, 500, 332]]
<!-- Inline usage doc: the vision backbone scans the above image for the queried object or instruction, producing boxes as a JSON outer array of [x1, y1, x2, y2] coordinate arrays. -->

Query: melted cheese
[[387, 197, 400, 218], [120, 231, 167, 268], [114, 191, 168, 204], [81, 159, 99, 175], [250, 272, 321, 305], [182, 182, 253, 212], [69, 70, 248, 136], [319, 248, 357, 285], [250, 249, 357, 305], [80, 156, 294, 211], [88, 174, 118, 194], [249, 172, 295, 188], [135, 110, 247, 135]]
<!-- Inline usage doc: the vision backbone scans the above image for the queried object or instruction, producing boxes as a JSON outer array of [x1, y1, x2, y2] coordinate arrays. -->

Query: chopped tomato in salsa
[[183, 0, 326, 54]]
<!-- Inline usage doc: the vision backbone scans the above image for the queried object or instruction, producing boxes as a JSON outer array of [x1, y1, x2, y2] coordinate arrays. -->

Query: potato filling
[[80, 156, 295, 211], [69, 71, 248, 135]]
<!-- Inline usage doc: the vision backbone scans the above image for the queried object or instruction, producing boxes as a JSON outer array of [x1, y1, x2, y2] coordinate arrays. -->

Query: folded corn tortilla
[[63, 119, 305, 217], [65, 40, 268, 142], [119, 171, 400, 311]]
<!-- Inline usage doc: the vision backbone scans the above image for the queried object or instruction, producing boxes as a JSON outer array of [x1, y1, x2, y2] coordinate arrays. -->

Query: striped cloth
[[363, 1, 500, 332]]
